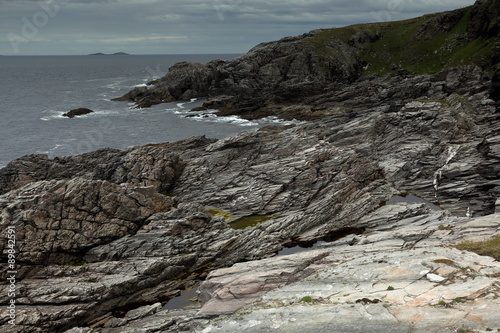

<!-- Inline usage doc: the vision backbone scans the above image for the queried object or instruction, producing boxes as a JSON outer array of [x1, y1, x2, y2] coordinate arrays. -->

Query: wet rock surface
[[62, 108, 94, 118]]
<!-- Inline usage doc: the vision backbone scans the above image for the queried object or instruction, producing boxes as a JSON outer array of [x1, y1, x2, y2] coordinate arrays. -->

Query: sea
[[0, 54, 300, 168]]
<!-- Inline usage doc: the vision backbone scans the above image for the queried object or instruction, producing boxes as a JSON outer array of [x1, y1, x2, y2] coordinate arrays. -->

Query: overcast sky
[[0, 0, 476, 55]]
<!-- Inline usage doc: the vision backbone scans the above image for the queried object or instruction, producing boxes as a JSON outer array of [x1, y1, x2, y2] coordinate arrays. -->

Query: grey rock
[[1, 85, 500, 332], [426, 273, 446, 283], [196, 209, 500, 333], [112, 62, 216, 107], [114, 30, 366, 115], [62, 108, 94, 118], [0, 178, 171, 265]]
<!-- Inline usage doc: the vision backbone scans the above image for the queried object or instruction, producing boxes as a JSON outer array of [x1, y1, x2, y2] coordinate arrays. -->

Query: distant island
[[88, 52, 130, 56]]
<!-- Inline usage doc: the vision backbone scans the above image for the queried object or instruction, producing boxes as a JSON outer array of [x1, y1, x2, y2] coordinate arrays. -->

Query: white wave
[[177, 102, 185, 109], [40, 111, 66, 121], [259, 116, 305, 126], [105, 82, 121, 90], [173, 108, 217, 115], [134, 83, 148, 88], [184, 113, 258, 127], [49, 144, 64, 152], [36, 144, 64, 155]]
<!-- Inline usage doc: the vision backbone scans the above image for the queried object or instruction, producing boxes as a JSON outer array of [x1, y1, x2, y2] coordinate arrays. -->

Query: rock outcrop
[[56, 205, 499, 333], [112, 62, 216, 107], [62, 108, 94, 118], [113, 34, 365, 111], [114, 0, 500, 120], [1, 88, 499, 332]]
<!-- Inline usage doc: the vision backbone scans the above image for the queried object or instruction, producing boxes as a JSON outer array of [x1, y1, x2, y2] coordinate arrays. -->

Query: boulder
[[63, 108, 94, 118]]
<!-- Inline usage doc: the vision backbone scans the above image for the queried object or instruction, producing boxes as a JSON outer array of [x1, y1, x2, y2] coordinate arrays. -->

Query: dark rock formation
[[112, 62, 215, 107], [113, 31, 366, 112], [113, 0, 500, 120], [63, 108, 94, 118], [468, 0, 500, 38]]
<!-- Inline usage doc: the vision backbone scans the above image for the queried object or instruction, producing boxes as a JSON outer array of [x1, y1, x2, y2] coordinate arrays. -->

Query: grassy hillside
[[305, 5, 498, 76]]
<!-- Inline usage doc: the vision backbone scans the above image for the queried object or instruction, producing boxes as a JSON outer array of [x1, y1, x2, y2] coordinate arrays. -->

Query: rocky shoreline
[[1, 0, 500, 332], [1, 91, 499, 332]]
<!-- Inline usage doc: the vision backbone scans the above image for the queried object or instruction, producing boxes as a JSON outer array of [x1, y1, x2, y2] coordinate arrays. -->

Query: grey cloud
[[0, 0, 476, 55]]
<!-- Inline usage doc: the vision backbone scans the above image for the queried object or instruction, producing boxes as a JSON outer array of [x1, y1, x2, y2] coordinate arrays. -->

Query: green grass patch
[[433, 259, 456, 265], [229, 215, 274, 230], [206, 208, 232, 222], [416, 99, 451, 107], [303, 5, 498, 76], [454, 235, 500, 261], [300, 296, 313, 303], [64, 258, 88, 267], [438, 225, 453, 231]]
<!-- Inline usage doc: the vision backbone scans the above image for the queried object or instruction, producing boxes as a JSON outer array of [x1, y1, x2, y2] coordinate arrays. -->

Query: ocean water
[[0, 54, 300, 168]]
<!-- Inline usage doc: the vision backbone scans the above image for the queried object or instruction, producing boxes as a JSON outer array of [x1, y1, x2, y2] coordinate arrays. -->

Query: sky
[[0, 0, 477, 56]]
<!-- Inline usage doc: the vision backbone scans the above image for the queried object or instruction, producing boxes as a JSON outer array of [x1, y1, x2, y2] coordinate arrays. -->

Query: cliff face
[[1, 1, 500, 332]]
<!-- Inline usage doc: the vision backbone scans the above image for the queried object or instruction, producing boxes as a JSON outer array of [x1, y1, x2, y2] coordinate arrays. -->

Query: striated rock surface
[[59, 205, 499, 333], [195, 208, 499, 333], [1, 88, 500, 332]]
